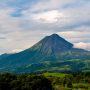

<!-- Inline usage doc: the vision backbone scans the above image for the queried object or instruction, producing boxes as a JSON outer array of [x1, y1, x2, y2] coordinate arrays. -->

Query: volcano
[[31, 34, 73, 54], [0, 34, 90, 73]]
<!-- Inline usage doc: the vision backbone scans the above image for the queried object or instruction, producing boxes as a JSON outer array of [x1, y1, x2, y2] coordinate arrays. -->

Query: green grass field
[[43, 72, 68, 78], [43, 72, 90, 90]]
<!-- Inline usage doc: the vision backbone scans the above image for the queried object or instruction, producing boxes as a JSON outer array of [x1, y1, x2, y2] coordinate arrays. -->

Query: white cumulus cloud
[[74, 42, 90, 50]]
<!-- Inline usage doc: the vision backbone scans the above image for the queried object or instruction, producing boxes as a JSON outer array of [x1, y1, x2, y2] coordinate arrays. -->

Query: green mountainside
[[0, 34, 90, 73]]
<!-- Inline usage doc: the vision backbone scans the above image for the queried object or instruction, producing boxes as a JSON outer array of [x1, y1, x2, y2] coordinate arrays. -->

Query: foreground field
[[0, 72, 90, 90], [43, 72, 68, 77], [43, 72, 90, 90]]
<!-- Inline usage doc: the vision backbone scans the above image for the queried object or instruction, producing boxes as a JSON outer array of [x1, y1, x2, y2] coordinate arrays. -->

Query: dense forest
[[0, 72, 90, 90]]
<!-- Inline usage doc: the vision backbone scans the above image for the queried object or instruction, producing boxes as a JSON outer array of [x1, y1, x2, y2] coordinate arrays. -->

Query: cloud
[[0, 0, 90, 54], [21, 0, 90, 32], [57, 30, 90, 43], [11, 49, 23, 53], [74, 42, 90, 51], [22, 0, 88, 11], [30, 0, 86, 12], [32, 10, 64, 23], [0, 8, 22, 33]]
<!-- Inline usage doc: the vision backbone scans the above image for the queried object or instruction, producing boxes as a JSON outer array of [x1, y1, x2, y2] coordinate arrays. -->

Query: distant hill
[[0, 34, 90, 73]]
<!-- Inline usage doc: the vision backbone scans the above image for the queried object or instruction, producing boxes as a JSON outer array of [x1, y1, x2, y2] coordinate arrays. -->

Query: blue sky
[[0, 0, 90, 54]]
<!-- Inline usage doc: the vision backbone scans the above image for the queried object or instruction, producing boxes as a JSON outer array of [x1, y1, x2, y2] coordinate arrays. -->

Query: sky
[[0, 0, 90, 54]]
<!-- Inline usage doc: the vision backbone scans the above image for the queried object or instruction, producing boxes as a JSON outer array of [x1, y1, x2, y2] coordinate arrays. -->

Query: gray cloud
[[0, 0, 90, 54]]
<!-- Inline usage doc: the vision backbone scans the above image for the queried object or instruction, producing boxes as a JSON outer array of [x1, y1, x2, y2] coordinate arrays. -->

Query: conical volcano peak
[[50, 33, 59, 37], [46, 34, 72, 44], [48, 33, 61, 39], [48, 33, 73, 48], [48, 33, 64, 39], [31, 33, 73, 54]]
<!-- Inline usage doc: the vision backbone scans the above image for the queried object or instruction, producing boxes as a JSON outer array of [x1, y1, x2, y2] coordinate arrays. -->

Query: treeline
[[0, 72, 90, 90], [0, 73, 53, 90]]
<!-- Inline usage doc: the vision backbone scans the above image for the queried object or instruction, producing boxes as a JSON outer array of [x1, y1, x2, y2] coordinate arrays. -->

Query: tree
[[0, 73, 53, 90], [67, 80, 73, 88]]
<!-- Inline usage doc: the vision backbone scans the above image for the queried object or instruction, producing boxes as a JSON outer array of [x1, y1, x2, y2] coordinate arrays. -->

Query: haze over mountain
[[0, 34, 90, 73]]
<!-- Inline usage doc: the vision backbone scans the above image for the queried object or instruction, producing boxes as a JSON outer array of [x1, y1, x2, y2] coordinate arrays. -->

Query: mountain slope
[[0, 53, 11, 59], [0, 34, 90, 73], [31, 34, 73, 53]]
